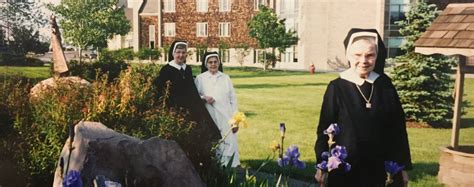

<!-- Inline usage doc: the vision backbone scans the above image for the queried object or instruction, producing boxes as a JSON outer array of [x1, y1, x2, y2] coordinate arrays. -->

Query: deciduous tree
[[49, 0, 131, 63], [248, 5, 298, 71]]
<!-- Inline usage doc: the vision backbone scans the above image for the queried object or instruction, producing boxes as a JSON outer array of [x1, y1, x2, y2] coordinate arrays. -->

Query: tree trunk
[[272, 48, 276, 68], [263, 51, 266, 71], [96, 47, 100, 60], [79, 47, 82, 64]]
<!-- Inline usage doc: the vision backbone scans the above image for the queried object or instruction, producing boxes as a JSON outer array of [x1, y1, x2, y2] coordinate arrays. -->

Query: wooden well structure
[[414, 3, 474, 186]]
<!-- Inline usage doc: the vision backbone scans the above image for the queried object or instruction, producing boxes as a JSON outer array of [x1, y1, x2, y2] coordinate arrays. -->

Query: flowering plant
[[270, 123, 306, 185], [316, 123, 351, 186], [63, 170, 83, 187], [228, 111, 248, 129], [219, 112, 249, 144], [277, 145, 306, 169], [384, 161, 404, 186]]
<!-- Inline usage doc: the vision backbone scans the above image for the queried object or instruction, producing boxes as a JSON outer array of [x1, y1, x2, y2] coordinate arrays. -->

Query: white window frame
[[254, 0, 265, 11], [149, 25, 155, 48], [219, 49, 230, 63], [218, 22, 231, 37], [219, 0, 231, 12], [164, 0, 176, 12], [164, 23, 176, 37], [196, 0, 208, 12], [196, 22, 208, 37]]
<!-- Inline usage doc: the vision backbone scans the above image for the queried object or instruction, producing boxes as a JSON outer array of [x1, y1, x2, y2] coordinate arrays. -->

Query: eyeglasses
[[207, 60, 219, 64]]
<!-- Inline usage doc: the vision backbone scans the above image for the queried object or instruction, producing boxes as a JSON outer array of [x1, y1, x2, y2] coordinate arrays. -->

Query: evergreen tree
[[390, 2, 456, 126]]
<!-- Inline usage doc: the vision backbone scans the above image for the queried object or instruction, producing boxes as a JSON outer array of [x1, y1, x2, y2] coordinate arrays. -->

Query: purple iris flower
[[63, 170, 83, 187], [277, 156, 290, 167], [286, 145, 301, 159], [384, 161, 404, 175], [280, 123, 286, 137], [293, 159, 306, 169], [278, 145, 306, 169], [342, 162, 351, 172], [316, 160, 328, 171], [323, 123, 340, 135], [321, 151, 330, 160], [331, 145, 348, 160], [327, 156, 341, 171]]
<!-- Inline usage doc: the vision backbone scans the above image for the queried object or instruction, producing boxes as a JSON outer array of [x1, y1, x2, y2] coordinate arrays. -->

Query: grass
[[0, 66, 51, 79], [1, 65, 474, 186]]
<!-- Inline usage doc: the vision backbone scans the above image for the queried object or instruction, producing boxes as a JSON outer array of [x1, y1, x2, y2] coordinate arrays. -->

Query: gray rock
[[53, 121, 203, 187]]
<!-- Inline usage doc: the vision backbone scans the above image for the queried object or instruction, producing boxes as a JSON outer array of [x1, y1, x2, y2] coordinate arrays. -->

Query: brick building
[[109, 0, 271, 66], [108, 0, 474, 71]]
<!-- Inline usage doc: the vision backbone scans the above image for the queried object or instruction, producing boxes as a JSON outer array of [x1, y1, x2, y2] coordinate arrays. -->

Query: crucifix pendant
[[366, 103, 372, 108]]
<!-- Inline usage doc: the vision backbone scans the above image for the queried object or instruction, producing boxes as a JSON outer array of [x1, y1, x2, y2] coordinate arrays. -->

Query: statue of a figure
[[50, 15, 68, 77]]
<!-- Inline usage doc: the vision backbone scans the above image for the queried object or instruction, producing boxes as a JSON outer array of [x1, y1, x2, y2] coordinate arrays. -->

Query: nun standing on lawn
[[154, 40, 221, 171], [195, 52, 240, 167], [314, 28, 412, 187]]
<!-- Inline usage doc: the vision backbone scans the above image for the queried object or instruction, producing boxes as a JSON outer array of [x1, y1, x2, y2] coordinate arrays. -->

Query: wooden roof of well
[[415, 3, 474, 56]]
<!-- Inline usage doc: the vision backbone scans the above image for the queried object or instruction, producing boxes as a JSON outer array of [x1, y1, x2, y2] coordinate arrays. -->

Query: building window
[[196, 0, 208, 12], [149, 25, 155, 49], [164, 23, 175, 37], [164, 0, 175, 12], [384, 0, 410, 57], [196, 22, 208, 37], [219, 0, 231, 12], [218, 22, 230, 37], [125, 32, 133, 48], [219, 49, 230, 63], [254, 0, 265, 11], [387, 37, 405, 57]]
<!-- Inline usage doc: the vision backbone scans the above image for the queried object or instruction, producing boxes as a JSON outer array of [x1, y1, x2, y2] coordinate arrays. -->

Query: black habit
[[314, 29, 412, 187], [154, 41, 221, 172]]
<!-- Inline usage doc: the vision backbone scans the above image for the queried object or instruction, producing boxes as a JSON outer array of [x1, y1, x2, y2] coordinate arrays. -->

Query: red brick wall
[[161, 0, 258, 48], [140, 16, 159, 49]]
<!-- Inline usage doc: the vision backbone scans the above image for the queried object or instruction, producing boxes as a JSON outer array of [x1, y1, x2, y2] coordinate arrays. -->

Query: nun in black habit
[[314, 29, 412, 187], [154, 40, 221, 172]]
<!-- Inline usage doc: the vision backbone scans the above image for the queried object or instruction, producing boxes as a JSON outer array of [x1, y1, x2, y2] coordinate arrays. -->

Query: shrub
[[68, 52, 129, 82], [0, 52, 44, 67], [102, 48, 135, 61], [0, 65, 193, 183], [137, 48, 161, 61]]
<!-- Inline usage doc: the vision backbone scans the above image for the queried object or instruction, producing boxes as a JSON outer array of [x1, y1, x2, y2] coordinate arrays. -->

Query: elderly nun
[[314, 29, 412, 187], [195, 51, 240, 167], [154, 41, 221, 172]]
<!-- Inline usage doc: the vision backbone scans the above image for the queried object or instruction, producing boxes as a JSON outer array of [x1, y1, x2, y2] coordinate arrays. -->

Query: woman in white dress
[[195, 52, 240, 167]]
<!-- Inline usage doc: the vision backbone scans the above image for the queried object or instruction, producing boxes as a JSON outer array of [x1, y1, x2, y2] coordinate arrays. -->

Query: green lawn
[[0, 66, 51, 80], [1, 65, 474, 186]]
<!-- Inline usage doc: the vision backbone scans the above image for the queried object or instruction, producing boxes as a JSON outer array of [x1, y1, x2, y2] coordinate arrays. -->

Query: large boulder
[[29, 76, 90, 99], [53, 121, 203, 187]]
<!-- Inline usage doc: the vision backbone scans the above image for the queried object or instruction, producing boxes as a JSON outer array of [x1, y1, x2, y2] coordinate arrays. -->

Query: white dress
[[195, 71, 240, 167]]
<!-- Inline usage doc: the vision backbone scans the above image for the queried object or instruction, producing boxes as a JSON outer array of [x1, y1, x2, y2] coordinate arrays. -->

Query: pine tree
[[390, 1, 456, 126]]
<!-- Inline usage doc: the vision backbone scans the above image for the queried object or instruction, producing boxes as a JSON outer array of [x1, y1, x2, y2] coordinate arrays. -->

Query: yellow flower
[[270, 140, 280, 152], [228, 111, 249, 128]]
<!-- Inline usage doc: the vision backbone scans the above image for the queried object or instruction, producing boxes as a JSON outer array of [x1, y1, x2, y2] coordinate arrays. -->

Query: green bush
[[102, 48, 135, 61], [0, 52, 44, 67], [68, 52, 129, 82], [137, 48, 161, 60], [0, 65, 193, 183]]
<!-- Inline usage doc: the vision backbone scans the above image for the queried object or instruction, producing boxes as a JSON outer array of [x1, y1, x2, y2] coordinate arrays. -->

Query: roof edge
[[415, 47, 474, 56]]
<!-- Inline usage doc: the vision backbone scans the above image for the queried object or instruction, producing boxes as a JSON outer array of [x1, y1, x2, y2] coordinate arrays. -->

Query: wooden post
[[451, 56, 466, 150]]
